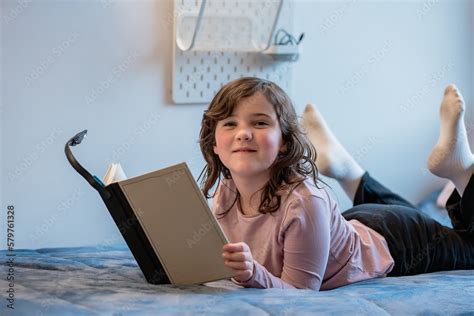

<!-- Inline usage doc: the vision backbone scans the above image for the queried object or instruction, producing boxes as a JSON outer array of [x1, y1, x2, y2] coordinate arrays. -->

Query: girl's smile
[[232, 147, 257, 153]]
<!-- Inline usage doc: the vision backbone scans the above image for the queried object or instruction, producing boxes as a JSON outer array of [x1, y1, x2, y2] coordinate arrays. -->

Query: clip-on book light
[[65, 130, 170, 284]]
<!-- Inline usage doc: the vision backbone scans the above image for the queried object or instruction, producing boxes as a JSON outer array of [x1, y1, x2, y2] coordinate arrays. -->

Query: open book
[[100, 162, 233, 285], [65, 131, 233, 285], [104, 163, 233, 284]]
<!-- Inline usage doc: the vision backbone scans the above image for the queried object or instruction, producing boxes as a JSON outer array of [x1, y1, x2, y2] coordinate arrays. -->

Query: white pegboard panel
[[172, 0, 294, 104], [175, 0, 282, 52]]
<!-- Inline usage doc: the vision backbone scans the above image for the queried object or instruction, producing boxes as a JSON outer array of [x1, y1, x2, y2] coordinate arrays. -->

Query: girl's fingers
[[222, 243, 254, 280], [222, 251, 247, 261], [223, 242, 248, 253], [224, 259, 253, 271]]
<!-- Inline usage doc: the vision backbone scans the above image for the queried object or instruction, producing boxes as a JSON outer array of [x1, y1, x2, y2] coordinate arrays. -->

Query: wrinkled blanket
[[1, 245, 473, 315], [1, 193, 472, 315]]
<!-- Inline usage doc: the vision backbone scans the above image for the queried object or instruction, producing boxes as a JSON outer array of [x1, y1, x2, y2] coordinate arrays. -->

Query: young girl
[[198, 77, 474, 290]]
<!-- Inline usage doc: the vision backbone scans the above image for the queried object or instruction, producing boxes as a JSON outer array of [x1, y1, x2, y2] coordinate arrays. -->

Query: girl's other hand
[[222, 242, 255, 283]]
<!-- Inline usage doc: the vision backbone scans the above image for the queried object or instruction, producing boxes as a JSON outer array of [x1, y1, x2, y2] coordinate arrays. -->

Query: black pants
[[342, 172, 474, 276]]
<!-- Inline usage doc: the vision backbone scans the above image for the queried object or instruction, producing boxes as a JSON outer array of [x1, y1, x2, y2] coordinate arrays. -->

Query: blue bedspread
[[1, 194, 472, 315], [1, 245, 473, 315]]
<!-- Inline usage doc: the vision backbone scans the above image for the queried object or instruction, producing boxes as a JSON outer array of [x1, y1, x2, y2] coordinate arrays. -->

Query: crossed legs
[[300, 84, 474, 275]]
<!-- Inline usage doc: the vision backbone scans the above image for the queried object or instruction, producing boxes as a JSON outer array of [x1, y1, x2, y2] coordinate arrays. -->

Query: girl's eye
[[222, 121, 236, 127], [254, 121, 269, 127]]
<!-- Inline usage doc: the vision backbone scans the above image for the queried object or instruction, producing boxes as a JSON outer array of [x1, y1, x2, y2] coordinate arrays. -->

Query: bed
[[1, 191, 473, 315]]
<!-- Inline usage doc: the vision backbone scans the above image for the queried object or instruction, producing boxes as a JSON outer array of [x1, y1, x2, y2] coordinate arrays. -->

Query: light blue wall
[[1, 0, 472, 249], [292, 0, 473, 210]]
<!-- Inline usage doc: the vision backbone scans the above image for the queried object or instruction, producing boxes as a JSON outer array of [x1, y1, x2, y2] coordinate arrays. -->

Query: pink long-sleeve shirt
[[212, 177, 395, 291]]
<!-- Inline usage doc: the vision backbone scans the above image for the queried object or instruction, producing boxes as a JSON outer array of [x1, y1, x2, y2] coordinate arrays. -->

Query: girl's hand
[[222, 242, 255, 283]]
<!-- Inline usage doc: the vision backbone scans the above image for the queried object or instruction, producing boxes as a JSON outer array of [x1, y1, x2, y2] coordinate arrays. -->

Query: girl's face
[[213, 92, 286, 182]]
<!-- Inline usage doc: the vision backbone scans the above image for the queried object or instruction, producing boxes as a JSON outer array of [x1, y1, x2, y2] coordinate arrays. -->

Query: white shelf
[[176, 0, 283, 52], [172, 0, 294, 104]]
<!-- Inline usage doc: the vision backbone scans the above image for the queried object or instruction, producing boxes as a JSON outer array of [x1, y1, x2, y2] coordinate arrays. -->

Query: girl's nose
[[236, 127, 252, 141]]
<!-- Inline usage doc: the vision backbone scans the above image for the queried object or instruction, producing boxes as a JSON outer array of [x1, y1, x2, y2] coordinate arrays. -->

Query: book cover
[[105, 162, 234, 284]]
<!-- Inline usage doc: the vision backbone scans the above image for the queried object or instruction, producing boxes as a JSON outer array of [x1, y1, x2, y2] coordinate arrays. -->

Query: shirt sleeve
[[232, 195, 331, 290]]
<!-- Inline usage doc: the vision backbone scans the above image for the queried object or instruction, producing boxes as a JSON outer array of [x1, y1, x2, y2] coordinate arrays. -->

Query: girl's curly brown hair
[[199, 77, 319, 218]]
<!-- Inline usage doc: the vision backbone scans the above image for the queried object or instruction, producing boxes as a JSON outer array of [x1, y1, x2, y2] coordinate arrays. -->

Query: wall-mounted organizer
[[172, 0, 296, 104]]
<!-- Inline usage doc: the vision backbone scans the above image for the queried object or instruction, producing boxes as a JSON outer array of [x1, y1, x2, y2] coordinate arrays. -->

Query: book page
[[103, 163, 127, 185]]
